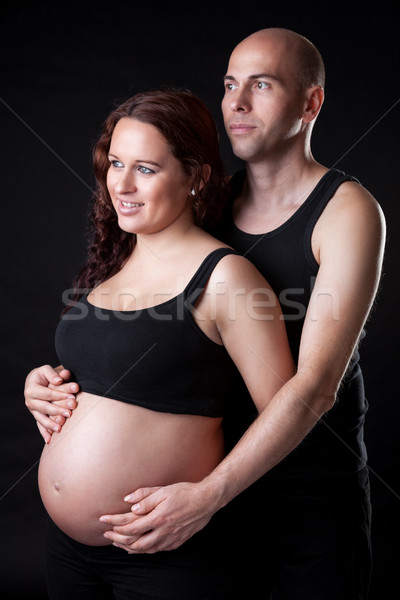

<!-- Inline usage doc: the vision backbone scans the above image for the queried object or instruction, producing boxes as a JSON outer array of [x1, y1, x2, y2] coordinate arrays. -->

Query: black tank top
[[55, 247, 240, 417], [216, 168, 368, 476]]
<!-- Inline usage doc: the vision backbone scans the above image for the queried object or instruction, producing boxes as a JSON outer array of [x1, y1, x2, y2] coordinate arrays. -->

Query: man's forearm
[[105, 373, 337, 555], [200, 373, 335, 512]]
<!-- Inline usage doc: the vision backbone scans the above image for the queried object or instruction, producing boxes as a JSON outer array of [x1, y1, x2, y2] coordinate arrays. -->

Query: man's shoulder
[[329, 176, 381, 216], [316, 176, 385, 247]]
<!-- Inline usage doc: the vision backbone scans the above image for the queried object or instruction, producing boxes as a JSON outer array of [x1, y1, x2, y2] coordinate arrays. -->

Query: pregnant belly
[[38, 392, 224, 545]]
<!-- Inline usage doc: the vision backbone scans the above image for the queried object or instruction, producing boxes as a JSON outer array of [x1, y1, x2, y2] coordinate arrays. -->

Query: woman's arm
[[100, 253, 296, 551], [24, 365, 79, 443]]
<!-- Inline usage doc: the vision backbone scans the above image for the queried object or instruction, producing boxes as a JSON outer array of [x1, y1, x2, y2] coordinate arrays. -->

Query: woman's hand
[[24, 365, 79, 443], [99, 482, 216, 554]]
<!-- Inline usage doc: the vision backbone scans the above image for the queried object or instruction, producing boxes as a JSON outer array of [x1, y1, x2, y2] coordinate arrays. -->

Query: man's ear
[[303, 85, 324, 123]]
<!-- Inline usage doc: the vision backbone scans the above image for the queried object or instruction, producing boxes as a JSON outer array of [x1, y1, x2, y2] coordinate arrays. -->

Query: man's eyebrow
[[250, 73, 279, 81], [223, 73, 280, 82]]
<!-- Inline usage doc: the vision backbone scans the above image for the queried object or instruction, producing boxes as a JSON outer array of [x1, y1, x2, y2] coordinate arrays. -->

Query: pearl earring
[[190, 189, 196, 196]]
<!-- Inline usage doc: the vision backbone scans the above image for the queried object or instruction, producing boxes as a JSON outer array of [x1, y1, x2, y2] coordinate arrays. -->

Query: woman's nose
[[115, 170, 137, 194]]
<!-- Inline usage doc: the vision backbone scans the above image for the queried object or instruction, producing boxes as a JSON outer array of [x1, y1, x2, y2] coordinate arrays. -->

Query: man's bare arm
[[100, 182, 385, 554]]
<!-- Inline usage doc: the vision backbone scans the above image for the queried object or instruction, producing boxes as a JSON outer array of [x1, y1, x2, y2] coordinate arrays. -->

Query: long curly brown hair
[[66, 89, 228, 308]]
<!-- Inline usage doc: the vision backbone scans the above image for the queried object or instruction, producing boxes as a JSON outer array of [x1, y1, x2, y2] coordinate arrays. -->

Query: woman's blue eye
[[110, 159, 123, 168], [138, 166, 154, 174]]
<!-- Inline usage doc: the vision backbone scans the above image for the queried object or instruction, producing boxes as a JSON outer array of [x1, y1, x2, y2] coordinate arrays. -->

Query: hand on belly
[[38, 392, 224, 545]]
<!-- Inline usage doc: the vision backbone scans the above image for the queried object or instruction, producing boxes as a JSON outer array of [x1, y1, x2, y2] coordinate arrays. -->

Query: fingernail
[[124, 494, 133, 501], [99, 516, 107, 522], [70, 384, 79, 392], [63, 411, 70, 417], [103, 532, 110, 538], [53, 377, 63, 383], [131, 504, 140, 512], [67, 401, 75, 408]]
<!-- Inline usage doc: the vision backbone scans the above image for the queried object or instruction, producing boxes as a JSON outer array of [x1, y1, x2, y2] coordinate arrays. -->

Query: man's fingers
[[44, 387, 76, 404], [100, 510, 155, 538], [99, 512, 137, 527], [48, 381, 79, 395], [103, 530, 141, 547], [36, 421, 53, 444], [40, 365, 72, 386], [30, 396, 74, 416], [112, 513, 154, 537], [53, 397, 78, 411], [112, 528, 182, 555], [33, 410, 62, 433], [35, 365, 65, 386], [124, 487, 163, 514], [49, 414, 67, 426], [26, 386, 70, 405]]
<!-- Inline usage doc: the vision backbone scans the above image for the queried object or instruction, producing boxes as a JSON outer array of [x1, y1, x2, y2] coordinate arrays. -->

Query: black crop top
[[55, 248, 241, 417]]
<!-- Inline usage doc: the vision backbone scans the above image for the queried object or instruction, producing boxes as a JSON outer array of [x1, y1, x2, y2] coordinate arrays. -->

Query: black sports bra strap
[[184, 247, 238, 305]]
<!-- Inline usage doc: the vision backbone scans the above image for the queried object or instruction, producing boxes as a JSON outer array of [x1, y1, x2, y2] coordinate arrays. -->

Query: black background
[[1, 1, 399, 597]]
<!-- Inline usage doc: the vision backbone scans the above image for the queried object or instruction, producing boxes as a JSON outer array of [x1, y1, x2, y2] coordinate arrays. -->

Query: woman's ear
[[199, 164, 211, 191], [303, 85, 324, 123]]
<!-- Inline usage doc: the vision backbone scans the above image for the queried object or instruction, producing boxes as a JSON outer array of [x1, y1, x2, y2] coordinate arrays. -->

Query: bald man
[[26, 28, 385, 599]]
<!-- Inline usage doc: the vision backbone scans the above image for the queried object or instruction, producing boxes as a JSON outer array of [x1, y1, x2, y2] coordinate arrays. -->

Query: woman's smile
[[118, 199, 145, 214]]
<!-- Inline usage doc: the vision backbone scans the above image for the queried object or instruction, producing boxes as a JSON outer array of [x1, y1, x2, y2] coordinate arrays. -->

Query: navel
[[52, 481, 61, 493]]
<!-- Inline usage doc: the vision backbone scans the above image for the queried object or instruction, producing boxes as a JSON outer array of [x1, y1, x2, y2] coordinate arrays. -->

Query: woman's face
[[107, 117, 192, 235]]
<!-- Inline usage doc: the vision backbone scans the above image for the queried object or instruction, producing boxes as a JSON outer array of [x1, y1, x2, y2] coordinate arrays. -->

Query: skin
[[25, 28, 386, 554], [32, 115, 294, 546], [108, 118, 193, 239]]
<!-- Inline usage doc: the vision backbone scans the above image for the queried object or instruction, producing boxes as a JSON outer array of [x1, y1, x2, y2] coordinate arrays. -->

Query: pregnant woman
[[33, 89, 294, 599]]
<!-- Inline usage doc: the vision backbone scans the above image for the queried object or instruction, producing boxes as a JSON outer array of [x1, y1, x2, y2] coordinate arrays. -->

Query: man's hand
[[24, 365, 79, 443], [99, 481, 217, 554]]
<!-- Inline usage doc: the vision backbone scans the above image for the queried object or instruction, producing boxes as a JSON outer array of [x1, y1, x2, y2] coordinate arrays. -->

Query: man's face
[[221, 34, 307, 163]]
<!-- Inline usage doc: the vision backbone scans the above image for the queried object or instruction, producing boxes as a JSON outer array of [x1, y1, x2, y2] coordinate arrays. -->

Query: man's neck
[[233, 157, 328, 234], [245, 157, 324, 207]]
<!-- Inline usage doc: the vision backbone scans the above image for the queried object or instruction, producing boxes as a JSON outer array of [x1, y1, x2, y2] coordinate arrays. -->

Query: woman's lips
[[118, 200, 144, 214]]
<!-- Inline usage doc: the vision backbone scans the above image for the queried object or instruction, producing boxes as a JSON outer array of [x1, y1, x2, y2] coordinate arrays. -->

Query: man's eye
[[256, 81, 269, 89], [225, 83, 238, 91]]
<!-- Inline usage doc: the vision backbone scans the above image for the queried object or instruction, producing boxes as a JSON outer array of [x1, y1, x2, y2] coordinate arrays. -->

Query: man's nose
[[230, 88, 250, 112]]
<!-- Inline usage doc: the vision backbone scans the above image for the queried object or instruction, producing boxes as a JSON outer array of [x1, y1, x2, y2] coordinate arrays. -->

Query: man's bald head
[[233, 28, 325, 90]]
